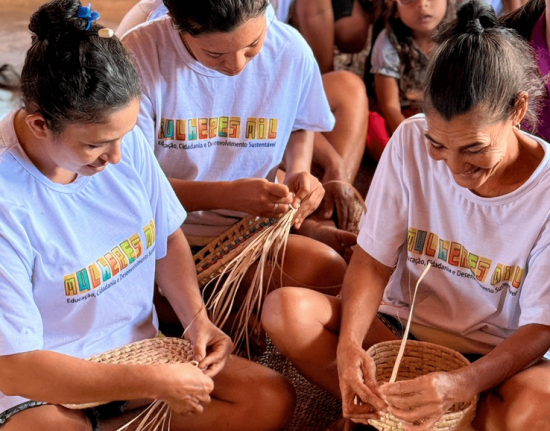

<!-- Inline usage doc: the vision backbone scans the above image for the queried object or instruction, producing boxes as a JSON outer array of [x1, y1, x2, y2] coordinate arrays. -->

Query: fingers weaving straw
[[390, 263, 432, 383]]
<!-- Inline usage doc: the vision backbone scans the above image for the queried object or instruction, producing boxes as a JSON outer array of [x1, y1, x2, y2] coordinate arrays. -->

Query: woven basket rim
[[367, 339, 471, 366], [366, 339, 478, 430]]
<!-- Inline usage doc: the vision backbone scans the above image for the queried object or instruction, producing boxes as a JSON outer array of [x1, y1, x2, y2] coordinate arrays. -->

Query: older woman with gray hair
[[262, 0, 550, 429]]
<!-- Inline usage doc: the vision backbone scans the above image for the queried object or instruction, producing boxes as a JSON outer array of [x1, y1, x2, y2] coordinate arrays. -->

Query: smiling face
[[424, 107, 524, 196], [29, 99, 140, 183], [179, 13, 267, 76], [396, 0, 447, 36]]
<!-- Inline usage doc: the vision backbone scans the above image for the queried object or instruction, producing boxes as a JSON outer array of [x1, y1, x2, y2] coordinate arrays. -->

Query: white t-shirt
[[0, 110, 186, 412], [358, 115, 550, 354], [123, 7, 334, 237]]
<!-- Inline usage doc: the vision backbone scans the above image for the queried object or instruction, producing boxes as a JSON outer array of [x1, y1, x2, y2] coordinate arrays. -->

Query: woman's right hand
[[337, 341, 387, 424], [156, 362, 214, 415], [229, 178, 293, 218]]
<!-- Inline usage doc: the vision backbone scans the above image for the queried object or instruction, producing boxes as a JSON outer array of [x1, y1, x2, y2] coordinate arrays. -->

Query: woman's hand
[[321, 181, 358, 232], [158, 362, 214, 415], [284, 171, 325, 229], [229, 178, 293, 218], [379, 371, 469, 430], [320, 161, 357, 231], [184, 315, 234, 378], [337, 341, 387, 424]]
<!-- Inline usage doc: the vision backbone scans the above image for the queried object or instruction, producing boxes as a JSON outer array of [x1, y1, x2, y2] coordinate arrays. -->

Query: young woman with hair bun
[[0, 1, 294, 429]]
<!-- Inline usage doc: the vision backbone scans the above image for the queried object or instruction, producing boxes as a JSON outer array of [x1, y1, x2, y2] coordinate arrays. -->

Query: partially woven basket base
[[63, 338, 194, 410], [366, 340, 478, 431], [194, 215, 277, 288]]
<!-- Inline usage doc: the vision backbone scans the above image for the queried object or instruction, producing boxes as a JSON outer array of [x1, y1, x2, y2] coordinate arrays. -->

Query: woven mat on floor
[[253, 337, 342, 431]]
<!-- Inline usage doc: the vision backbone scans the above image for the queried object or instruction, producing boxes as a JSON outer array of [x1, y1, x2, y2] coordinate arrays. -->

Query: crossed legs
[[2, 356, 295, 431]]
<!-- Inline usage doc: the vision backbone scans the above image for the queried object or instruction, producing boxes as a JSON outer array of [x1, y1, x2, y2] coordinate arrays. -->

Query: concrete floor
[[0, 0, 136, 118], [0, 0, 135, 68]]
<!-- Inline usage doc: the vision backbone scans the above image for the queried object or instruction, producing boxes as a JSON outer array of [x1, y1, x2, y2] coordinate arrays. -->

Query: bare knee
[[283, 235, 346, 290], [324, 71, 367, 104], [262, 287, 321, 357], [500, 379, 550, 429], [478, 364, 550, 430], [262, 287, 303, 341], [248, 372, 296, 431]]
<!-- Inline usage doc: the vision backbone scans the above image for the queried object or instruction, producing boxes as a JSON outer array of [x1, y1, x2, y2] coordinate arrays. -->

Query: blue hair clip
[[77, 3, 100, 30]]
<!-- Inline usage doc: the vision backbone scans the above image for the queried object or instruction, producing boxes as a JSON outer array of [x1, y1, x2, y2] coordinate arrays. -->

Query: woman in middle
[[122, 0, 346, 319]]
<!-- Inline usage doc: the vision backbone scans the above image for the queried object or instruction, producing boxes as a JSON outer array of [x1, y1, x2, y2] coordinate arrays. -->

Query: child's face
[[395, 0, 447, 36]]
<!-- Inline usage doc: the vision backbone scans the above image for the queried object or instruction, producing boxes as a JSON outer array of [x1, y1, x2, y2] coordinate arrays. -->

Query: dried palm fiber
[[202, 182, 365, 355], [193, 180, 365, 289], [205, 204, 299, 357], [365, 264, 478, 430]]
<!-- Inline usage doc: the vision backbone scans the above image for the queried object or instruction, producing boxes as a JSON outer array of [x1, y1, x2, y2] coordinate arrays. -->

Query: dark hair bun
[[29, 0, 88, 43], [434, 0, 499, 43]]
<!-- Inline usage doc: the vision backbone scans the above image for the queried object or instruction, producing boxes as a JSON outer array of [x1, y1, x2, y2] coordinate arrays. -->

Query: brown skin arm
[[155, 228, 233, 378], [337, 247, 393, 422], [283, 129, 325, 229], [168, 178, 293, 218], [374, 74, 405, 135]]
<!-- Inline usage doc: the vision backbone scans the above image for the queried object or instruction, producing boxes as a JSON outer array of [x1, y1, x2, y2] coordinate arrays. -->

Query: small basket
[[63, 337, 194, 410], [367, 340, 478, 431], [194, 215, 277, 287]]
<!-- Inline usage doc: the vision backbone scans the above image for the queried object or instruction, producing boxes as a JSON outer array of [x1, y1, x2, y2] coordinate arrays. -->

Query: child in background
[[367, 0, 455, 158]]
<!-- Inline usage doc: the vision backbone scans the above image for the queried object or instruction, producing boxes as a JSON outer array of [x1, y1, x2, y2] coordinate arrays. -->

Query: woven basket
[[366, 340, 478, 431], [194, 215, 277, 287], [63, 337, 194, 410], [347, 194, 366, 236]]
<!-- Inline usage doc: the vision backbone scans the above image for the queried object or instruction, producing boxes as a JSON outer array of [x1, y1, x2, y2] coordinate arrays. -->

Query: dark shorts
[[377, 312, 415, 340], [332, 0, 374, 20], [0, 400, 127, 431], [332, 0, 354, 21]]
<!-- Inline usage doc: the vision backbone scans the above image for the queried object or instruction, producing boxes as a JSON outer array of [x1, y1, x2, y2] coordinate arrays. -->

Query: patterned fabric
[[0, 401, 47, 426]]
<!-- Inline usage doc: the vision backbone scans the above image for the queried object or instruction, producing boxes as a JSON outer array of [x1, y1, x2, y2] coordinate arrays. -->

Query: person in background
[[501, 0, 550, 142], [290, 0, 374, 74], [263, 1, 550, 430], [0, 1, 295, 429], [367, 0, 456, 160]]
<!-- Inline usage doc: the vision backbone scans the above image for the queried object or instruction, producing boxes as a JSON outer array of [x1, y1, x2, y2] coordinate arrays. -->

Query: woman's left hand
[[378, 371, 468, 430], [284, 171, 325, 229], [185, 315, 234, 378]]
